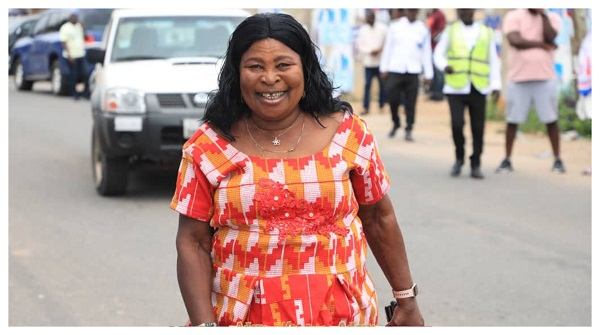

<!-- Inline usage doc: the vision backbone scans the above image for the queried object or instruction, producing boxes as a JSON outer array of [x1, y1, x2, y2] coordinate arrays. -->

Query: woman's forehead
[[242, 38, 299, 59]]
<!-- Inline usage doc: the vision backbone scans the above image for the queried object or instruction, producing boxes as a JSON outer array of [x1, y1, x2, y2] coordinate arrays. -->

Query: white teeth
[[260, 92, 284, 100]]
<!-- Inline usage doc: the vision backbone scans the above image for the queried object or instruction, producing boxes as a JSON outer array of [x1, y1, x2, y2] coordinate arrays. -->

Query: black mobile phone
[[384, 300, 398, 323]]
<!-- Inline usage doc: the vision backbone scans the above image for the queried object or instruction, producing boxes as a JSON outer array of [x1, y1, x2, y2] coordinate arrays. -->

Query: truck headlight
[[104, 88, 146, 113]]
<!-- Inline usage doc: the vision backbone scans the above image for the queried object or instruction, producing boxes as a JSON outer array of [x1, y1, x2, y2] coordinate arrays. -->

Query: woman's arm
[[359, 194, 424, 326], [175, 214, 216, 326]]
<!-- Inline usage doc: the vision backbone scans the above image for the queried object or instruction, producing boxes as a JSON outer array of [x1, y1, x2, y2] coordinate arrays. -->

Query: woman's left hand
[[387, 298, 425, 326]]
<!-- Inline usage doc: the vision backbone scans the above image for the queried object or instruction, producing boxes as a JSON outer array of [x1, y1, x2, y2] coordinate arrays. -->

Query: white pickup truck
[[87, 8, 249, 196]]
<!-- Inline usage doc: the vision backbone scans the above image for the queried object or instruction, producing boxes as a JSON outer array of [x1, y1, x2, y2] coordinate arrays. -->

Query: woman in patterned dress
[[171, 12, 424, 327]]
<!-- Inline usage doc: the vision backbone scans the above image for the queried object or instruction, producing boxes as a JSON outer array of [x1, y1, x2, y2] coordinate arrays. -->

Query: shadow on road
[[124, 164, 179, 200]]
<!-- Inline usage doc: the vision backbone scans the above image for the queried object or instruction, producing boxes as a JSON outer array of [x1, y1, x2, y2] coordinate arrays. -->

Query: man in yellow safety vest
[[433, 8, 501, 179]]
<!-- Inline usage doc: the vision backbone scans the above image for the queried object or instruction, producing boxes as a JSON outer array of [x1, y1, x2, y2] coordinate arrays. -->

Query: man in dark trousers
[[433, 9, 501, 179], [356, 10, 388, 115], [59, 11, 90, 100], [380, 8, 433, 142]]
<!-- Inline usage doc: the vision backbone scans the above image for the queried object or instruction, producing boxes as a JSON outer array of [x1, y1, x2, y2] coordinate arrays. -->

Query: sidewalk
[[351, 94, 592, 187]]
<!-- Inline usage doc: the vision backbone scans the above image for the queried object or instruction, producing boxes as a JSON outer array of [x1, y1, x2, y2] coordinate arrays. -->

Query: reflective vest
[[445, 22, 492, 90]]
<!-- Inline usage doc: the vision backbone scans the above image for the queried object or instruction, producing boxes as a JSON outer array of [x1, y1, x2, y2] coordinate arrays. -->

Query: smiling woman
[[170, 12, 424, 327], [239, 38, 305, 128]]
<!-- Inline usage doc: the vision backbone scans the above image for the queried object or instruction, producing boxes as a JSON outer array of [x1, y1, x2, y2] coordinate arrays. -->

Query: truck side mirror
[[86, 47, 106, 64]]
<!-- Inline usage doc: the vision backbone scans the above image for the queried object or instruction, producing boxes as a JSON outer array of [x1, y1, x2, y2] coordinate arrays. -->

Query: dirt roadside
[[349, 95, 592, 188]]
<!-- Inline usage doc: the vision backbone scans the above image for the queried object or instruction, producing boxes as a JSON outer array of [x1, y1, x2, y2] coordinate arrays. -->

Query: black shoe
[[495, 158, 513, 174], [450, 160, 463, 177], [389, 126, 400, 138], [552, 158, 566, 173], [470, 166, 485, 179], [405, 130, 414, 142], [429, 93, 444, 101]]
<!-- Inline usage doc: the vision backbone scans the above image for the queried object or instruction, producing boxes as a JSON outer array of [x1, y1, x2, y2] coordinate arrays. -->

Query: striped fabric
[[171, 111, 390, 326]]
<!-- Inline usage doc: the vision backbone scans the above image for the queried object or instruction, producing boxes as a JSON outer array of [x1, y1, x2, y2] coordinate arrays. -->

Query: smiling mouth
[[259, 91, 285, 100]]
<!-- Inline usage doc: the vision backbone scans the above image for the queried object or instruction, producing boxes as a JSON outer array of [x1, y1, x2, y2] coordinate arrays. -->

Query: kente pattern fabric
[[171, 111, 390, 326]]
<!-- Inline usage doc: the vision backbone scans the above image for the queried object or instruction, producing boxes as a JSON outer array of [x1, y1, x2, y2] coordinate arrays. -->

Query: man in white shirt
[[380, 9, 433, 141], [433, 9, 501, 179], [59, 11, 90, 100], [356, 10, 388, 115]]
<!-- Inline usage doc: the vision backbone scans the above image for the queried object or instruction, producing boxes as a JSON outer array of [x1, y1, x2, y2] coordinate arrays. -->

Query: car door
[[28, 10, 66, 79]]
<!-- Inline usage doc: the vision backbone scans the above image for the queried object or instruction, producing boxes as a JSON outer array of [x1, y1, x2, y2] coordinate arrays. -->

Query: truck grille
[[156, 94, 186, 108], [162, 126, 185, 145]]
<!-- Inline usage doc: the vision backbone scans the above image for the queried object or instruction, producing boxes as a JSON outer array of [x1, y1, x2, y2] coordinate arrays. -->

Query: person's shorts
[[505, 80, 559, 124]]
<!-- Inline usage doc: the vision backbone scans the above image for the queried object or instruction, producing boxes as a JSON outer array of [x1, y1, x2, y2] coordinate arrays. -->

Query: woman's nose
[[261, 70, 280, 84]]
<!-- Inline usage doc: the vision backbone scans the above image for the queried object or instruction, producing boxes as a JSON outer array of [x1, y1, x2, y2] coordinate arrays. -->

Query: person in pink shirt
[[496, 8, 565, 174]]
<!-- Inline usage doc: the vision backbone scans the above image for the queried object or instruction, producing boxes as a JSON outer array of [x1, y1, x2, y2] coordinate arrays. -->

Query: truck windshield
[[110, 16, 244, 62]]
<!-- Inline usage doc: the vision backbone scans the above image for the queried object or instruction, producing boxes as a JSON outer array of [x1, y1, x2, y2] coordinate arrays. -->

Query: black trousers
[[385, 73, 419, 131], [446, 86, 487, 167]]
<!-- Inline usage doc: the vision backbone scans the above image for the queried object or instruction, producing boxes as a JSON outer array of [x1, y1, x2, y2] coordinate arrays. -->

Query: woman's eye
[[278, 63, 290, 68]]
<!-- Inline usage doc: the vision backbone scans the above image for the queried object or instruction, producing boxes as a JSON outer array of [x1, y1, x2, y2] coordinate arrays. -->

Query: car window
[[80, 9, 113, 32], [110, 15, 245, 61], [45, 10, 69, 33], [17, 19, 37, 36], [32, 13, 49, 35]]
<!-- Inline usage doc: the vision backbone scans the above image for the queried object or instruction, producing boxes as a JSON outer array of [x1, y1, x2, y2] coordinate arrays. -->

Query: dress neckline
[[207, 112, 353, 162]]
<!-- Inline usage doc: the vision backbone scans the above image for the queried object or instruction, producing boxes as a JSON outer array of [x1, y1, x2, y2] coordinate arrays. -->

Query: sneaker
[[495, 159, 513, 174], [405, 130, 414, 142], [552, 158, 566, 174], [450, 160, 463, 177], [470, 166, 485, 179]]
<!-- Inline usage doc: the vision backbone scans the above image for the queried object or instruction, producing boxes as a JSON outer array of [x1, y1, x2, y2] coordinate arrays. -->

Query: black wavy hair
[[202, 12, 349, 142]]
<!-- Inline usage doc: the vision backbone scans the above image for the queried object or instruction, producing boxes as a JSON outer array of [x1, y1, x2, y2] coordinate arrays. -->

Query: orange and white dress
[[170, 111, 390, 326]]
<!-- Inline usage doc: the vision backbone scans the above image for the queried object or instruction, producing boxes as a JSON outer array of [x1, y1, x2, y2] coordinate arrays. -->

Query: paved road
[[356, 97, 592, 326], [7, 79, 592, 327]]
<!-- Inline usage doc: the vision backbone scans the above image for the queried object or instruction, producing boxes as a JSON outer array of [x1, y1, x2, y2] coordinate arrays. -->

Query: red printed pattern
[[171, 112, 390, 326]]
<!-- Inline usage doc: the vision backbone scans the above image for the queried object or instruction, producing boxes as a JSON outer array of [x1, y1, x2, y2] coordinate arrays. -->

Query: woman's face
[[239, 38, 305, 122]]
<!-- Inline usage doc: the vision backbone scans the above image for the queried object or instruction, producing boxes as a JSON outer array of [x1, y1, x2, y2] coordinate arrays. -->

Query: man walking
[[380, 8, 433, 141], [433, 9, 501, 179], [59, 11, 90, 100], [356, 10, 388, 115], [496, 8, 565, 174]]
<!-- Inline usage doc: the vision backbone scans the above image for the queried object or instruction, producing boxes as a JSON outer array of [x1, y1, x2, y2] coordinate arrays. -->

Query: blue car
[[10, 8, 113, 96]]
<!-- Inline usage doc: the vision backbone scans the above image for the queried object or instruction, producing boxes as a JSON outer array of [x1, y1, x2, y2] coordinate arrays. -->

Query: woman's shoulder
[[327, 110, 375, 147], [182, 121, 229, 154]]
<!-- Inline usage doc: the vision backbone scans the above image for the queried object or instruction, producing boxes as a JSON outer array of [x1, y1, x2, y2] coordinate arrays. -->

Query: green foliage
[[485, 96, 504, 121]]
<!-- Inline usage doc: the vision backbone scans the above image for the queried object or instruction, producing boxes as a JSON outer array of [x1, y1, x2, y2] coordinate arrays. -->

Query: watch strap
[[392, 283, 417, 299]]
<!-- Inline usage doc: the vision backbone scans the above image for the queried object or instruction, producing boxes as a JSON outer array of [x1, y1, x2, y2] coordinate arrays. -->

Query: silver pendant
[[272, 137, 281, 146]]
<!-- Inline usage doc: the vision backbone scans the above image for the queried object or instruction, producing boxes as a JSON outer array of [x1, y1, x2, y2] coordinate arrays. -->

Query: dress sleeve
[[170, 143, 216, 222], [349, 117, 390, 205]]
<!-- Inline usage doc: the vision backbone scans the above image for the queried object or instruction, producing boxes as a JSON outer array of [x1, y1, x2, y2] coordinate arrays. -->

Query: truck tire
[[92, 128, 129, 196], [14, 58, 33, 91], [51, 59, 70, 96]]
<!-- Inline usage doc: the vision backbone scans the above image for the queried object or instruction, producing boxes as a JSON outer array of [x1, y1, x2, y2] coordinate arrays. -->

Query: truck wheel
[[92, 128, 129, 196], [51, 59, 70, 96], [14, 58, 33, 91]]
